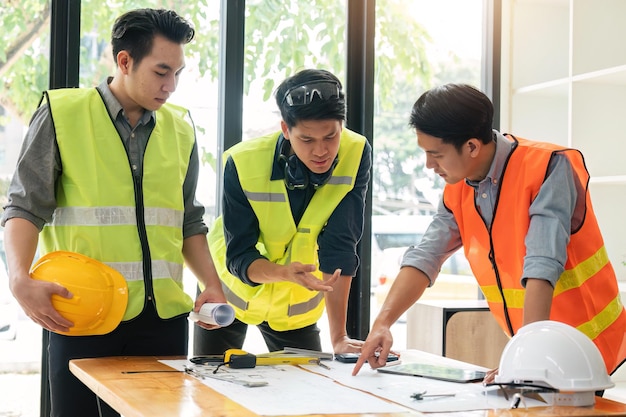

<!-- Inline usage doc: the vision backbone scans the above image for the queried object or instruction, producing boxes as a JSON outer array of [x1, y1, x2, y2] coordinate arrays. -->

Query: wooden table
[[70, 355, 626, 417]]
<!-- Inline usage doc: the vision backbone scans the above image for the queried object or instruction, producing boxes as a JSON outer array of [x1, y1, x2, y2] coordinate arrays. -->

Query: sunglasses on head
[[282, 80, 340, 106]]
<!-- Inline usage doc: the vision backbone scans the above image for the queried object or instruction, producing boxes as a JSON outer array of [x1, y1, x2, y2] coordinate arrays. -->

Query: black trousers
[[48, 303, 188, 417], [193, 318, 322, 355]]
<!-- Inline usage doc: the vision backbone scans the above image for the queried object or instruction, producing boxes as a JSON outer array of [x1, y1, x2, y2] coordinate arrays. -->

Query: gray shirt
[[1, 79, 208, 238], [402, 130, 578, 288]]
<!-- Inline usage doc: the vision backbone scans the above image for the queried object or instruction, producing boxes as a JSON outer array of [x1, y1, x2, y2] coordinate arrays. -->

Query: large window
[[370, 0, 484, 317], [0, 2, 222, 415], [78, 2, 221, 219], [241, 1, 348, 140], [373, 0, 483, 216], [0, 1, 489, 415], [0, 3, 51, 415], [77, 3, 223, 356]]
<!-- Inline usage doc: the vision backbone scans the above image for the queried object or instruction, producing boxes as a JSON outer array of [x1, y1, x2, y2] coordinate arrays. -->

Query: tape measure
[[223, 349, 321, 368], [224, 349, 257, 368]]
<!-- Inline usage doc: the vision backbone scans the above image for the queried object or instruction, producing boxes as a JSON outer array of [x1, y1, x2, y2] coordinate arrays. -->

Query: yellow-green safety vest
[[40, 88, 194, 321], [209, 129, 366, 330]]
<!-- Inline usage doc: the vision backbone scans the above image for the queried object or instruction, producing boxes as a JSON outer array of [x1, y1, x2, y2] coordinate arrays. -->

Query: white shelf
[[572, 0, 626, 75], [509, 82, 569, 145], [513, 78, 570, 95], [571, 65, 626, 85], [502, 0, 626, 280], [510, 0, 569, 89], [589, 176, 626, 185], [571, 82, 626, 177]]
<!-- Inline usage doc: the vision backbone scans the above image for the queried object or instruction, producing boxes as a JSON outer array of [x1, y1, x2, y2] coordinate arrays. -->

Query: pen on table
[[121, 370, 183, 374], [510, 393, 522, 409], [410, 391, 456, 400]]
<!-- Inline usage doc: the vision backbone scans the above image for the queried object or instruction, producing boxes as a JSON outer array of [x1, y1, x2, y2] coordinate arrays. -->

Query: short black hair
[[409, 83, 494, 150], [111, 8, 195, 66], [275, 69, 346, 129]]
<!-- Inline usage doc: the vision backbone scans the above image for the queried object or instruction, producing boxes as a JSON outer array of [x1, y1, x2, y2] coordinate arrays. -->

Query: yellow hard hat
[[30, 251, 128, 336]]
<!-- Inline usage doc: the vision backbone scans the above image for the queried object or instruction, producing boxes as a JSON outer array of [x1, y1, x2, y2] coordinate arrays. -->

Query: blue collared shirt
[[402, 131, 578, 288]]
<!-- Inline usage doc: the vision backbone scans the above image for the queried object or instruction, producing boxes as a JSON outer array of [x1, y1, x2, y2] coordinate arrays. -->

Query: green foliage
[[245, 0, 346, 99], [0, 0, 50, 119], [0, 0, 439, 120], [0, 0, 220, 119], [0, 0, 479, 203]]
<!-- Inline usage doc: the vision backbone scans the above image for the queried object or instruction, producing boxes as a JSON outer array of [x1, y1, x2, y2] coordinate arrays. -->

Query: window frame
[[43, 1, 499, 415]]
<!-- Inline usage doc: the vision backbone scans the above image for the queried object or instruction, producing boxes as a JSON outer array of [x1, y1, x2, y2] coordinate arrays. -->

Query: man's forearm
[[246, 258, 286, 284], [324, 274, 352, 346], [522, 278, 554, 325], [182, 234, 221, 290], [4, 218, 40, 287]]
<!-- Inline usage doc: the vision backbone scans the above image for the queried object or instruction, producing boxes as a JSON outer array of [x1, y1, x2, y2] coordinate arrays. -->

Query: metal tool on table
[[191, 364, 268, 387], [121, 348, 328, 388], [280, 347, 334, 360], [410, 390, 456, 400], [204, 348, 328, 387]]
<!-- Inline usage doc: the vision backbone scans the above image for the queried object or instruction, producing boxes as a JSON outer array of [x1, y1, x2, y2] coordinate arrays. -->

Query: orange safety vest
[[443, 135, 626, 373]]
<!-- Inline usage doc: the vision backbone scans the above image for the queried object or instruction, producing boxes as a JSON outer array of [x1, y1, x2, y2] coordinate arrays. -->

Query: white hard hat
[[494, 320, 613, 406]]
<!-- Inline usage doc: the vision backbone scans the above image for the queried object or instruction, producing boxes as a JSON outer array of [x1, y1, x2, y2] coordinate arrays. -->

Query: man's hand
[[4, 218, 72, 332], [193, 287, 229, 331], [10, 273, 74, 333], [352, 325, 394, 375], [483, 368, 498, 385], [332, 335, 364, 354], [285, 263, 339, 291]]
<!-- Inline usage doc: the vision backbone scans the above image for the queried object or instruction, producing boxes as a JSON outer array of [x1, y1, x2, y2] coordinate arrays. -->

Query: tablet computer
[[377, 362, 485, 383]]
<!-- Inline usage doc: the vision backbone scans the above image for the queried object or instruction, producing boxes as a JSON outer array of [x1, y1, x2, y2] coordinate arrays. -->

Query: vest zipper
[[133, 173, 155, 307], [480, 154, 515, 337]]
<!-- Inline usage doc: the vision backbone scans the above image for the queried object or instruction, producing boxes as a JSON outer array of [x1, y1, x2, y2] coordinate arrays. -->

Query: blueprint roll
[[189, 303, 235, 326]]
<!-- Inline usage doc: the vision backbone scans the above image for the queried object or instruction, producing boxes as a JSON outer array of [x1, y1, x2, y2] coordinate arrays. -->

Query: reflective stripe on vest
[[443, 135, 626, 373], [49, 206, 182, 227], [208, 129, 366, 330], [40, 88, 194, 321]]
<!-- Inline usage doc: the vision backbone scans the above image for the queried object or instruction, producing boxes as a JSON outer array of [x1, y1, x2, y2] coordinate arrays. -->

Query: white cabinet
[[500, 0, 626, 279]]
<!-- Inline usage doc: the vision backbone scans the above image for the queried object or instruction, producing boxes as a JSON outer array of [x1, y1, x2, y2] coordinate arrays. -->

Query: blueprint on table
[[161, 359, 546, 415]]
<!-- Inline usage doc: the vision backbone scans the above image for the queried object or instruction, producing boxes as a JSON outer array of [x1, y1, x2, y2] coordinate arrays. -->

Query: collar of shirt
[[465, 130, 514, 189], [96, 78, 155, 129]]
